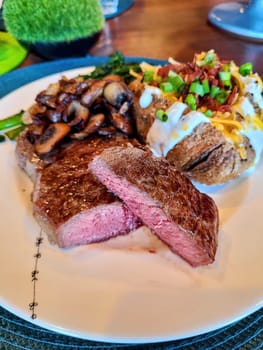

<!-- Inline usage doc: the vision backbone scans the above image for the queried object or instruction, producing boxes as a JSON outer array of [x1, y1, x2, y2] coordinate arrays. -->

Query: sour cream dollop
[[146, 102, 210, 157], [139, 86, 161, 108]]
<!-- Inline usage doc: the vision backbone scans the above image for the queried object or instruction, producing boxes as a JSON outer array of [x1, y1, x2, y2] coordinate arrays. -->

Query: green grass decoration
[[3, 0, 105, 43]]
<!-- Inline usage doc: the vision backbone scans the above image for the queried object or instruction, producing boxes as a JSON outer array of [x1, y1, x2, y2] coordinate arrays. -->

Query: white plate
[[0, 68, 262, 344]]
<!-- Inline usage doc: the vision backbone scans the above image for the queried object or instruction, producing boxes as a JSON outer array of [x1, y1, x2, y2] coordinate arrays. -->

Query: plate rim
[[0, 61, 262, 344]]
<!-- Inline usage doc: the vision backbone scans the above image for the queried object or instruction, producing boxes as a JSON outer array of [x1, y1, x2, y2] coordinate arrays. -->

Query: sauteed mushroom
[[97, 125, 117, 136], [46, 105, 65, 123], [103, 82, 133, 108], [67, 100, 90, 127], [108, 110, 134, 135], [26, 123, 47, 144], [23, 74, 137, 154], [46, 82, 60, 96], [36, 91, 57, 108], [71, 113, 105, 140], [81, 80, 107, 107], [119, 101, 130, 115], [35, 123, 71, 156]]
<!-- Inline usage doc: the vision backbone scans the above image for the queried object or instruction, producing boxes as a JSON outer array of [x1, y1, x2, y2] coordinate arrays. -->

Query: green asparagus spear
[[0, 111, 24, 131], [5, 124, 26, 140]]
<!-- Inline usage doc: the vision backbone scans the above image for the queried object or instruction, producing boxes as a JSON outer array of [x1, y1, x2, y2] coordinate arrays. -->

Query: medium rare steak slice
[[32, 136, 141, 248], [90, 147, 219, 266]]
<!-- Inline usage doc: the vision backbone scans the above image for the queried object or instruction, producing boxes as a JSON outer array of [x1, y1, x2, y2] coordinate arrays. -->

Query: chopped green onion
[[223, 81, 232, 89], [143, 70, 154, 83], [204, 109, 213, 117], [167, 75, 185, 93], [219, 71, 231, 81], [0, 134, 5, 142], [210, 85, 220, 98], [168, 70, 177, 77], [5, 124, 26, 140], [202, 79, 210, 94], [185, 93, 197, 110], [155, 109, 168, 122], [189, 81, 205, 96], [219, 71, 232, 88], [0, 111, 24, 131], [160, 82, 174, 92], [239, 62, 253, 76], [215, 90, 229, 104]]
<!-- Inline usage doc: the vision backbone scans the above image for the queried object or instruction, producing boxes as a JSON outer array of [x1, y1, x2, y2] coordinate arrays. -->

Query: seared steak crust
[[90, 147, 219, 266], [31, 135, 142, 247]]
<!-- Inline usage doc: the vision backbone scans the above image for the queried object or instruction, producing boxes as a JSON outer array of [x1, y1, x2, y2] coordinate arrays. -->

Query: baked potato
[[129, 50, 263, 185]]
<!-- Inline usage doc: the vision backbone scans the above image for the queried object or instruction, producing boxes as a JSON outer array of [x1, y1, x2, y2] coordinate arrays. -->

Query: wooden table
[[20, 0, 263, 76]]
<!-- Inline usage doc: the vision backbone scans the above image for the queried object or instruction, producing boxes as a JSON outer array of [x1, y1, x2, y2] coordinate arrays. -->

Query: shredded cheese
[[129, 69, 142, 79], [211, 118, 243, 130]]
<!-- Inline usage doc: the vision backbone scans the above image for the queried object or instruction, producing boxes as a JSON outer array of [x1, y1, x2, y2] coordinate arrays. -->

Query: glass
[[100, 0, 119, 16]]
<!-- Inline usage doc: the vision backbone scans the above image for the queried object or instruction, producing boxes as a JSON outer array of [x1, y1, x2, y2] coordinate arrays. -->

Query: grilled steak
[[16, 129, 46, 181], [90, 146, 219, 266], [17, 133, 142, 248]]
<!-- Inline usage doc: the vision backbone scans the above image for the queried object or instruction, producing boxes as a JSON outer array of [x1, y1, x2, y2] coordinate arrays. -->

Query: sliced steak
[[90, 147, 219, 266], [31, 135, 142, 248]]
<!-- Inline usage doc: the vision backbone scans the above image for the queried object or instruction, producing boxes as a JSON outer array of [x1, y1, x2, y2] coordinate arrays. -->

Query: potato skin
[[131, 96, 256, 185], [166, 123, 255, 185]]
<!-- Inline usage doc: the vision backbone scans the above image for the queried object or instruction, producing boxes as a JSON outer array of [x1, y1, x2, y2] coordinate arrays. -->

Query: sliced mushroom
[[57, 92, 76, 106], [26, 123, 47, 144], [109, 111, 134, 135], [75, 80, 91, 95], [71, 113, 105, 140], [22, 110, 33, 125], [81, 80, 107, 107], [103, 82, 133, 108], [46, 82, 60, 96], [97, 125, 117, 136], [59, 78, 80, 94], [28, 103, 47, 116], [36, 92, 57, 108], [35, 123, 71, 156], [119, 101, 130, 115], [66, 100, 90, 127], [46, 105, 65, 123]]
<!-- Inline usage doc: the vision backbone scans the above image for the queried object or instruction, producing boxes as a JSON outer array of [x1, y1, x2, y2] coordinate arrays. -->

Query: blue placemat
[[0, 57, 262, 349], [105, 0, 134, 19], [0, 305, 262, 349]]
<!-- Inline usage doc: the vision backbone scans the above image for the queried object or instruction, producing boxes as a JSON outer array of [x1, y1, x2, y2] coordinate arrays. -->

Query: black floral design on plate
[[29, 230, 43, 319]]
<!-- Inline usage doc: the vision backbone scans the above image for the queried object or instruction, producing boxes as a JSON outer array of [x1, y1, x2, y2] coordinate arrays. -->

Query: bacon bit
[[218, 105, 232, 113], [203, 96, 219, 111], [157, 64, 179, 78], [209, 77, 219, 86], [184, 70, 201, 84]]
